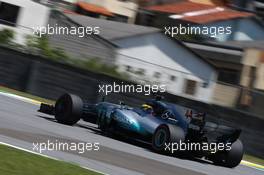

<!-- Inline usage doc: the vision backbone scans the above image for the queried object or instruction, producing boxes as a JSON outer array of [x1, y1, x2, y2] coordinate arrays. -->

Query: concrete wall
[[48, 11, 117, 65], [114, 33, 217, 103], [241, 48, 264, 90], [0, 0, 50, 44], [0, 46, 149, 105], [256, 63, 264, 89], [212, 83, 240, 107]]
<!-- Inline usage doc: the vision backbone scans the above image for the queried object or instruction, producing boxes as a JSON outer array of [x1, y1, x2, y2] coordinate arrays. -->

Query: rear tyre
[[55, 94, 83, 125], [212, 139, 244, 168], [152, 124, 185, 153]]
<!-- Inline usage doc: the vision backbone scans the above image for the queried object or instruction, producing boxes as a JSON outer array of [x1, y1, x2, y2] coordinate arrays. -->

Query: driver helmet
[[141, 104, 153, 113]]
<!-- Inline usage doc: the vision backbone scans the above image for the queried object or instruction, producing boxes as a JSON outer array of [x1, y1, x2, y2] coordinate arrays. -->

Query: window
[[0, 2, 20, 27], [153, 72, 161, 79], [108, 14, 128, 23], [125, 65, 132, 72], [135, 68, 145, 75], [202, 81, 209, 88], [218, 69, 240, 85], [170, 75, 177, 81], [185, 79, 197, 95]]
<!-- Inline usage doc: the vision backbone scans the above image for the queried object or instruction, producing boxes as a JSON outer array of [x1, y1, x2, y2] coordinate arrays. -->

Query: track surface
[[0, 95, 262, 175]]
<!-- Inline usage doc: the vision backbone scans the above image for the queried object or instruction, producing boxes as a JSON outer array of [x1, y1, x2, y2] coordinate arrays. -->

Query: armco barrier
[[0, 46, 263, 158]]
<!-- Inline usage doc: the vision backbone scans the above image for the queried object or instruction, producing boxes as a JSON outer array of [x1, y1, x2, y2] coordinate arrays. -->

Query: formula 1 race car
[[39, 93, 244, 168]]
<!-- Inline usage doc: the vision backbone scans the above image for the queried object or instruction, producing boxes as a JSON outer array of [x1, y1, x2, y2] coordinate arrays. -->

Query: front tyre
[[55, 94, 83, 125]]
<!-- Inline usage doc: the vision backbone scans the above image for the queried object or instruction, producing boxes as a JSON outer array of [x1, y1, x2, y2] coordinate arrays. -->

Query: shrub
[[0, 29, 14, 44], [26, 35, 69, 61], [25, 35, 127, 79]]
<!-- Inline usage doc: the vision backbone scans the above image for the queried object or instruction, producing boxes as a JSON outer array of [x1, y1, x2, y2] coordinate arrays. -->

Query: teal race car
[[39, 93, 244, 168]]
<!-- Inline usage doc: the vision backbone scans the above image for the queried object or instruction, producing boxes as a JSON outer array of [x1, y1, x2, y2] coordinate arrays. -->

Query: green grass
[[243, 154, 264, 166], [0, 86, 54, 105], [0, 144, 102, 175]]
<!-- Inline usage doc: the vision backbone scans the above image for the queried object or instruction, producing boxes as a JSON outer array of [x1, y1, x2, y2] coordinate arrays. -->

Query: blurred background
[[0, 0, 264, 158]]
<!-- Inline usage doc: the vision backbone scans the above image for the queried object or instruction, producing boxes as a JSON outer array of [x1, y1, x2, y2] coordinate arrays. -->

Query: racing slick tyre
[[212, 139, 244, 168], [152, 124, 185, 153], [55, 93, 83, 125]]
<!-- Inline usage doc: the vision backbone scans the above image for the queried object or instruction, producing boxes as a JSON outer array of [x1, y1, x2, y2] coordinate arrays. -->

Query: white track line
[[0, 92, 41, 105]]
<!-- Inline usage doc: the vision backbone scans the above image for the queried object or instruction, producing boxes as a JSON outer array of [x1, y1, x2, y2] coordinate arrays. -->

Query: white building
[[114, 33, 217, 103], [0, 0, 50, 44], [65, 14, 218, 103]]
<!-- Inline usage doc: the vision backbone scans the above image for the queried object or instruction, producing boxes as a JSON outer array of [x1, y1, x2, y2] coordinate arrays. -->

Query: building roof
[[76, 2, 113, 16], [63, 9, 78, 15], [183, 41, 243, 64], [183, 40, 264, 64], [208, 40, 264, 50], [146, 1, 254, 24], [146, 1, 213, 14], [65, 13, 160, 40], [189, 0, 228, 6], [182, 9, 253, 24], [184, 40, 264, 51]]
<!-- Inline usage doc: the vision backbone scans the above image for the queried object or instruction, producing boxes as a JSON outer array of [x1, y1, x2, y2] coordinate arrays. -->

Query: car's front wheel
[[55, 93, 83, 125]]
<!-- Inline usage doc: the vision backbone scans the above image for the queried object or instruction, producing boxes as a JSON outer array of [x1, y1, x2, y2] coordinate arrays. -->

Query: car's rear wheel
[[212, 139, 244, 168], [152, 124, 185, 153], [55, 93, 83, 125]]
